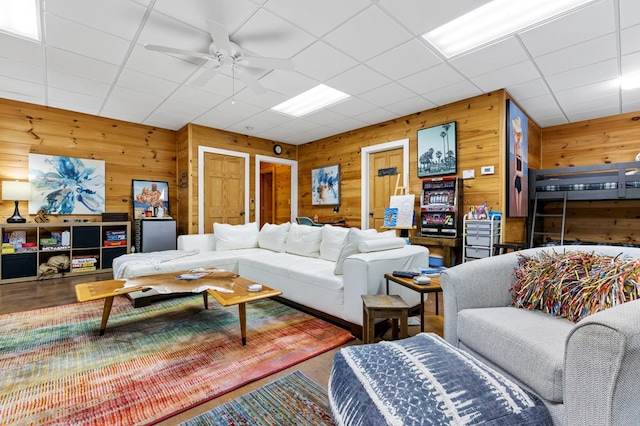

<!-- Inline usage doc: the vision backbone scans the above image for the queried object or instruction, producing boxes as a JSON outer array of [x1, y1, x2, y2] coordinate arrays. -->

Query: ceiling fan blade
[[206, 20, 232, 53], [240, 56, 294, 71], [144, 44, 211, 60], [191, 67, 221, 87], [235, 68, 267, 95]]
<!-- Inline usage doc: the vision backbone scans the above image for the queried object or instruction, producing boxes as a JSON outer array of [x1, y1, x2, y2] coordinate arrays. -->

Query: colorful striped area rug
[[0, 295, 353, 425], [181, 371, 334, 426]]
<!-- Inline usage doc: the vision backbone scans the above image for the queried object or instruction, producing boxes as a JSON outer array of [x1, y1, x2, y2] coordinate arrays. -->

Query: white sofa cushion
[[214, 222, 259, 251], [358, 237, 406, 253], [258, 222, 290, 252], [320, 225, 349, 262], [333, 228, 395, 275], [286, 223, 323, 258]]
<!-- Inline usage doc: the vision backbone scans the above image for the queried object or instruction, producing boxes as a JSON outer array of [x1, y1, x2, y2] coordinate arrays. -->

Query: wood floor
[[0, 273, 444, 425]]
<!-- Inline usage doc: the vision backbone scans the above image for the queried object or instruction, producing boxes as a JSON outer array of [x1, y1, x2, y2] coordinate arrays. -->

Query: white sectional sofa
[[112, 222, 429, 333]]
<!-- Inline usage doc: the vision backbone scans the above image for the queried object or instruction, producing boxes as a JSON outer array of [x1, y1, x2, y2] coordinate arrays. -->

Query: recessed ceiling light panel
[[0, 0, 40, 40], [271, 84, 350, 117], [422, 0, 597, 58]]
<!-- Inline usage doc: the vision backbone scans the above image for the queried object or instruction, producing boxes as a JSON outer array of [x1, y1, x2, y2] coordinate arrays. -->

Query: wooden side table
[[384, 273, 442, 333], [361, 294, 410, 344]]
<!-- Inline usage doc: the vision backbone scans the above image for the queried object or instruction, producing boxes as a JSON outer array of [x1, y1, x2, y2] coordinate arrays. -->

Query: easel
[[390, 174, 414, 238]]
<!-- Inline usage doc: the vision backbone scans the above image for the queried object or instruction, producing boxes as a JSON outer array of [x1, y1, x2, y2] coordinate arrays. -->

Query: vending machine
[[420, 177, 462, 237]]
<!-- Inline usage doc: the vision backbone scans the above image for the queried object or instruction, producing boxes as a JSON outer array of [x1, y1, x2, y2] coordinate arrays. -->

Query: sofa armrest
[[440, 252, 519, 346], [342, 245, 429, 325], [563, 299, 640, 426], [177, 233, 216, 252]]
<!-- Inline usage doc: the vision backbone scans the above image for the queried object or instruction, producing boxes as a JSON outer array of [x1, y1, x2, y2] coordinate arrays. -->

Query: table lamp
[[2, 180, 31, 223]]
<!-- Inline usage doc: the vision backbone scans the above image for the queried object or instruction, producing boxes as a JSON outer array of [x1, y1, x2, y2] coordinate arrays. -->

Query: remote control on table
[[392, 270, 419, 278]]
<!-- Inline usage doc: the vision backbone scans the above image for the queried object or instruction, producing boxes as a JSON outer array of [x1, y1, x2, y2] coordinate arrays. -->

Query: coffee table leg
[[239, 302, 247, 346], [202, 291, 208, 309], [100, 296, 115, 336], [420, 293, 425, 333]]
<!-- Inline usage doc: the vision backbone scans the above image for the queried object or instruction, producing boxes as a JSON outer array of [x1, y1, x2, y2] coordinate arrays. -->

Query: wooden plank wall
[[0, 98, 177, 226], [539, 111, 640, 244], [297, 90, 535, 243], [178, 123, 296, 235]]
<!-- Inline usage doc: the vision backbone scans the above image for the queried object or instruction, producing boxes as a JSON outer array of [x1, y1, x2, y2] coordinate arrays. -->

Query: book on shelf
[[104, 240, 127, 246]]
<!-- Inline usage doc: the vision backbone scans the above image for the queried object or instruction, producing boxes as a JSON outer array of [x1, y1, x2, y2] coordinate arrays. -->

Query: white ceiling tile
[[554, 80, 620, 114], [44, 15, 130, 66], [506, 79, 550, 101], [265, 0, 370, 37], [323, 6, 412, 62], [0, 76, 44, 100], [117, 68, 179, 98], [232, 9, 315, 59], [567, 104, 621, 122], [619, 0, 640, 29], [398, 64, 465, 95], [292, 42, 358, 81], [517, 94, 566, 125], [46, 47, 119, 83], [137, 10, 209, 52], [100, 86, 165, 121], [621, 24, 640, 56], [450, 37, 529, 78], [47, 70, 110, 98], [125, 45, 198, 84], [378, 0, 491, 35], [327, 65, 390, 96], [352, 108, 399, 125], [384, 96, 437, 117], [327, 116, 370, 132], [471, 60, 541, 93], [423, 81, 482, 106], [621, 51, 640, 74], [45, 0, 148, 40], [258, 70, 318, 97], [519, 0, 616, 57], [327, 97, 377, 117], [366, 39, 442, 81], [47, 87, 103, 115], [359, 82, 416, 106], [152, 0, 257, 34], [546, 59, 618, 92], [0, 58, 42, 83], [534, 34, 617, 75], [0, 33, 42, 65], [143, 111, 190, 131]]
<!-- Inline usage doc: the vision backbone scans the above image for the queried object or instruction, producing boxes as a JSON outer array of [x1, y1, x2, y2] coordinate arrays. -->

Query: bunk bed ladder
[[530, 191, 568, 247]]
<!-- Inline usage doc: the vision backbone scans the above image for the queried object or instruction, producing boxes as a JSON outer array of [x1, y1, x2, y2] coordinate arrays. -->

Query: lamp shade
[[2, 181, 31, 201]]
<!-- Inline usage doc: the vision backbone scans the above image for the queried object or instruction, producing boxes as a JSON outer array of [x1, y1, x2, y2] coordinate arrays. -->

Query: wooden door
[[203, 152, 245, 233], [260, 169, 274, 228], [369, 148, 403, 231]]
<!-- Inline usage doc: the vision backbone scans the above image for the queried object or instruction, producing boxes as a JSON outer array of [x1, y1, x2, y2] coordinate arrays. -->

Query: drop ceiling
[[0, 0, 639, 145]]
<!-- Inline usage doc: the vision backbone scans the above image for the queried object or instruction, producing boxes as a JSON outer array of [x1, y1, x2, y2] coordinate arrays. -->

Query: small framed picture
[[311, 164, 340, 205], [417, 121, 457, 178], [132, 180, 169, 218]]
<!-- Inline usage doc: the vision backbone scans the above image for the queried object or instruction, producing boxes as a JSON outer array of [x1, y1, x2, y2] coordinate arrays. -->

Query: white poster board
[[389, 194, 415, 228]]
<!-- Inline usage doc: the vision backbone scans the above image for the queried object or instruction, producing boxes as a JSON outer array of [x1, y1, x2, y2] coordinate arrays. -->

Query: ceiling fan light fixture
[[271, 84, 350, 117], [422, 0, 597, 58]]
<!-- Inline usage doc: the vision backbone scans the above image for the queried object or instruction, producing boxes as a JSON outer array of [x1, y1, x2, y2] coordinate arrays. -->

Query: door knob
[[369, 212, 374, 216]]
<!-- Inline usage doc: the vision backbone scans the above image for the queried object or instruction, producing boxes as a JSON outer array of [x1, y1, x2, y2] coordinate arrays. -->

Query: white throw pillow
[[320, 225, 349, 262], [213, 222, 259, 251], [285, 223, 323, 258], [333, 228, 396, 275], [358, 237, 407, 253], [258, 222, 290, 252]]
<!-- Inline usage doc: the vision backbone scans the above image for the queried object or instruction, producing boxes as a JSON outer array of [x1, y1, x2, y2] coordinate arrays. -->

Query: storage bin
[[466, 235, 499, 247], [465, 246, 491, 259]]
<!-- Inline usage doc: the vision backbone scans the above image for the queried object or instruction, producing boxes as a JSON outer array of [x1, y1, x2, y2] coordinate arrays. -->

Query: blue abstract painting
[[28, 154, 106, 215], [312, 164, 340, 205]]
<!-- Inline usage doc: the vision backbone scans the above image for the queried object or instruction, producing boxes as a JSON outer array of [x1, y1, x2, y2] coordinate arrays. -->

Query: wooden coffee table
[[76, 271, 281, 345]]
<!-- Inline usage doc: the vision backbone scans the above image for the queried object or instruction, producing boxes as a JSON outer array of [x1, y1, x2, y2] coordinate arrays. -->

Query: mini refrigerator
[[134, 219, 176, 252]]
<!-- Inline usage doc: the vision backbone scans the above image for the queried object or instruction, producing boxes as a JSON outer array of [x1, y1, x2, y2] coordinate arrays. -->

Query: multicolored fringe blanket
[[511, 250, 640, 322], [329, 333, 551, 425]]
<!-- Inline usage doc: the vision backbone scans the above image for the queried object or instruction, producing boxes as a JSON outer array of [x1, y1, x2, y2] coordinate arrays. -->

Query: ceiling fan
[[144, 20, 294, 95]]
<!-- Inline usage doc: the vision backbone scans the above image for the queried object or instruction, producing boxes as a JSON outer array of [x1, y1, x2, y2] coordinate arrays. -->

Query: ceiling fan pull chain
[[232, 66, 235, 104]]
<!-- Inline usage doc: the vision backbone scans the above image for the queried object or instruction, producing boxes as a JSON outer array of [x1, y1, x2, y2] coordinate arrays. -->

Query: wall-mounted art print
[[28, 154, 106, 214], [311, 164, 340, 205], [417, 121, 457, 178], [507, 100, 529, 217], [132, 180, 169, 218]]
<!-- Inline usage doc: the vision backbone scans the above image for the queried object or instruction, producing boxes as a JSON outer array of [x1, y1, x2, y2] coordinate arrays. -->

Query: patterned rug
[[181, 371, 334, 426], [0, 295, 353, 425]]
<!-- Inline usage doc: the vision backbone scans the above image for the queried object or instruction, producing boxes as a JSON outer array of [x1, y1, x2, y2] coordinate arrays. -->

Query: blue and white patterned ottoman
[[328, 333, 552, 425]]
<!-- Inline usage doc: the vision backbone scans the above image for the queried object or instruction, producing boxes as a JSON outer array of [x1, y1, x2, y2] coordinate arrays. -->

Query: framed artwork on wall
[[506, 100, 529, 217], [28, 153, 106, 214], [311, 164, 340, 205], [417, 121, 457, 178], [132, 180, 169, 218]]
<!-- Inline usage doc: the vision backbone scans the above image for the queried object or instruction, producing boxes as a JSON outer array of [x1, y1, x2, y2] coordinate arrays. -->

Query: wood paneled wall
[[0, 98, 177, 225], [539, 111, 640, 244], [297, 90, 536, 242], [177, 123, 296, 235]]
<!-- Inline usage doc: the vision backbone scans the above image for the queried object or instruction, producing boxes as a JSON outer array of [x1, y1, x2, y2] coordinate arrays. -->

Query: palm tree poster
[[417, 121, 457, 178]]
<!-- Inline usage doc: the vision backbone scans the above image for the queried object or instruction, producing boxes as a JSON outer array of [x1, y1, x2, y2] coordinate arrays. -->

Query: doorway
[[255, 155, 298, 226]]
